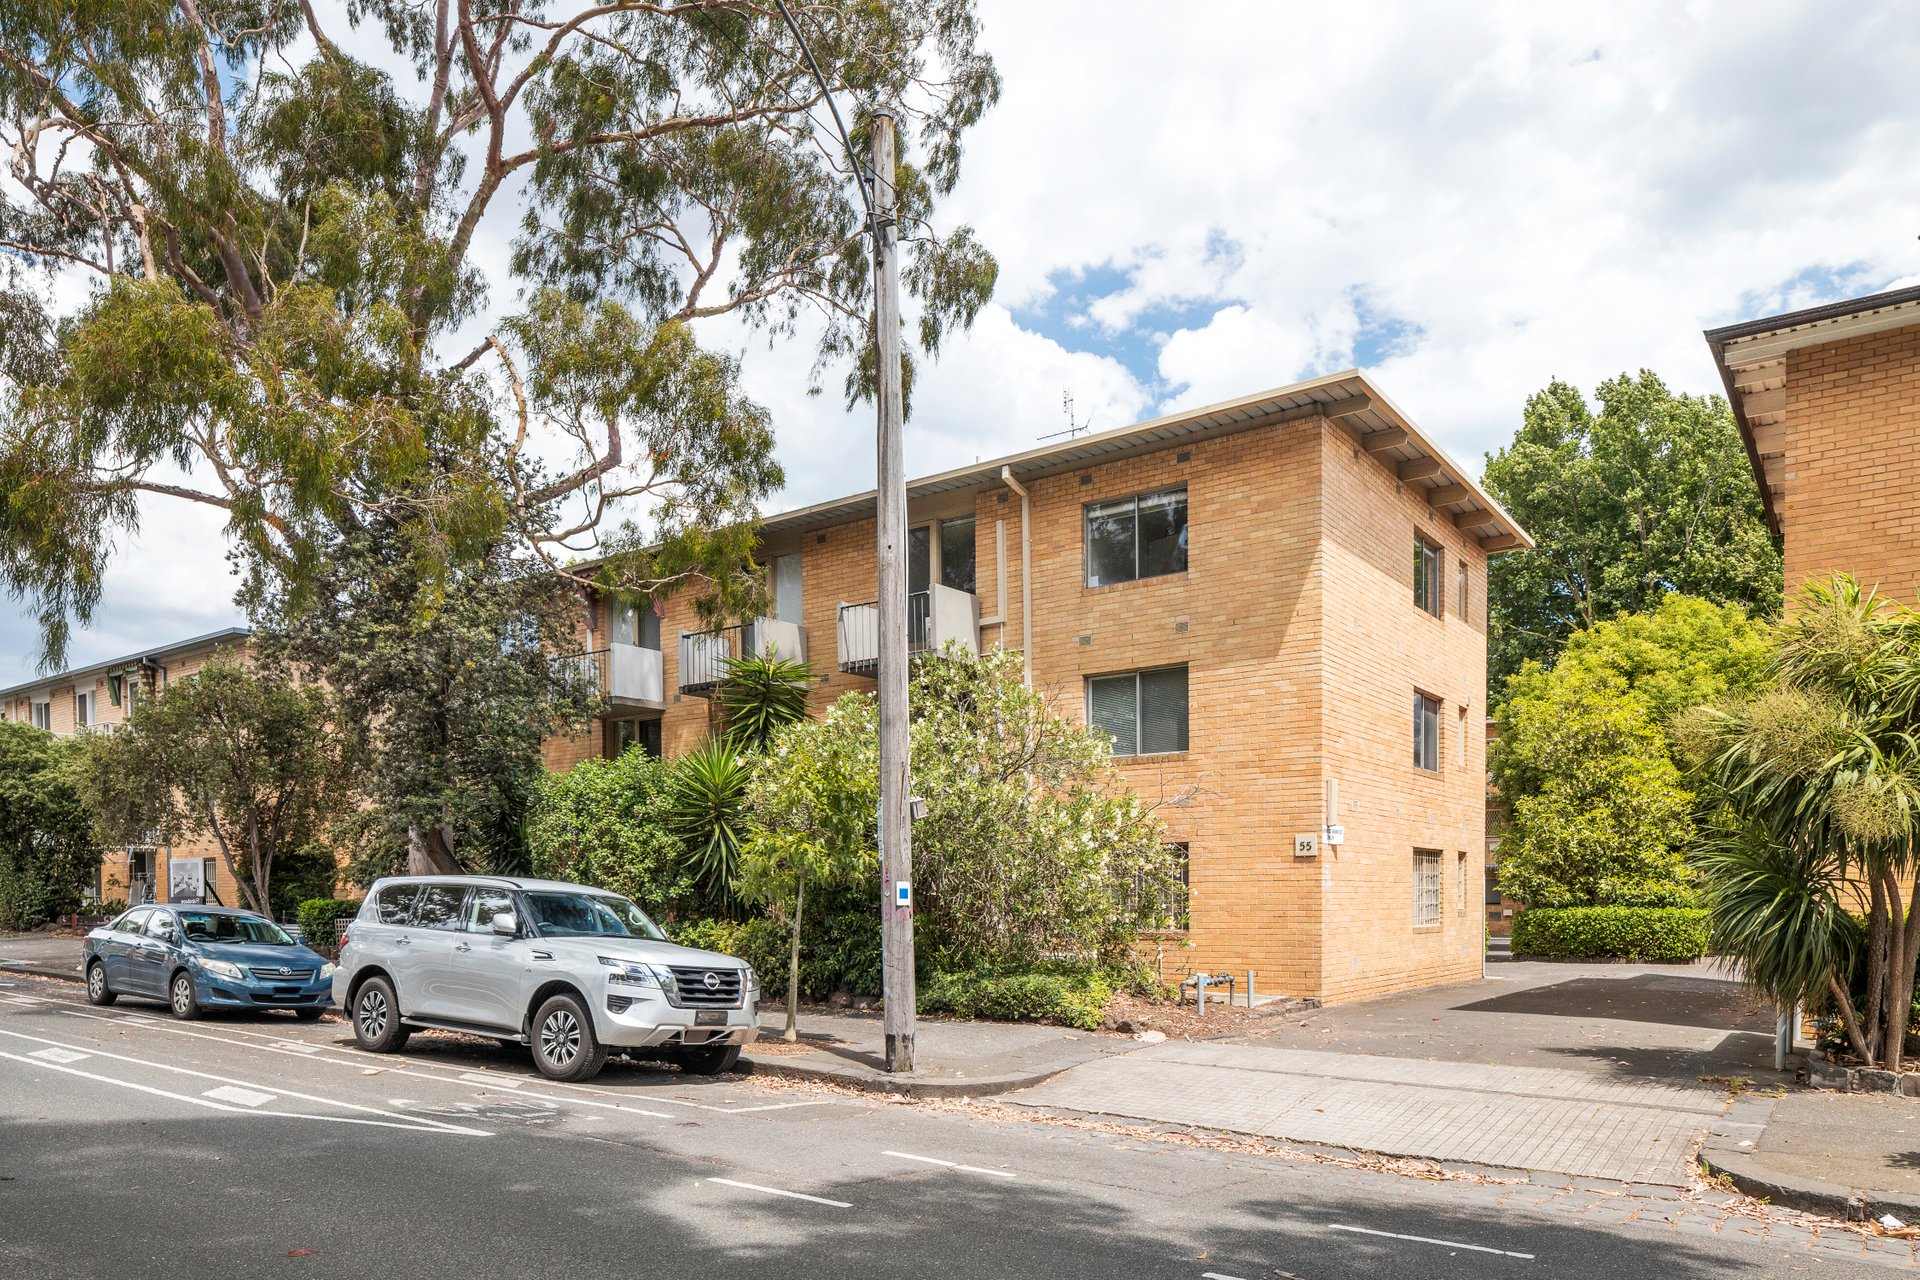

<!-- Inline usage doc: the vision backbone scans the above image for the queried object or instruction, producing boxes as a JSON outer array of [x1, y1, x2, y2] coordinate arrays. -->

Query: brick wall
[[1783, 326, 1920, 601]]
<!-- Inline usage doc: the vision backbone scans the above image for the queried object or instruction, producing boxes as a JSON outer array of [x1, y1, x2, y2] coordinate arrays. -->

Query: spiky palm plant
[[716, 650, 813, 750], [665, 739, 754, 910]]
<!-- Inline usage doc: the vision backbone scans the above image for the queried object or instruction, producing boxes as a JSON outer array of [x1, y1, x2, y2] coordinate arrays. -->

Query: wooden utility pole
[[871, 107, 916, 1073]]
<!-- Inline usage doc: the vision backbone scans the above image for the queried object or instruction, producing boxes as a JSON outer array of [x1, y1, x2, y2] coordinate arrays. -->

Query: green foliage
[[1494, 669, 1697, 908], [919, 966, 1118, 1030], [717, 649, 815, 750], [297, 898, 362, 949], [269, 842, 346, 919], [1690, 576, 1920, 1068], [527, 749, 702, 920], [81, 653, 352, 916], [665, 740, 757, 909], [671, 917, 789, 990], [0, 3, 998, 670], [1482, 373, 1783, 687], [0, 721, 97, 931], [1510, 907, 1711, 962]]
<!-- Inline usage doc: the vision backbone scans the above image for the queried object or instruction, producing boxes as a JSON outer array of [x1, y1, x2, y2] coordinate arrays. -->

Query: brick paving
[[1009, 1041, 1729, 1184]]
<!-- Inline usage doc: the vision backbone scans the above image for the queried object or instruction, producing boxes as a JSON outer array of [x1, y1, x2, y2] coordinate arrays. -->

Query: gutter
[[1000, 466, 1034, 682]]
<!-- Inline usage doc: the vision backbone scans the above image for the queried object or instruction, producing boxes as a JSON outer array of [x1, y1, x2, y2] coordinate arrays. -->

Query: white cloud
[[8, 0, 1920, 676]]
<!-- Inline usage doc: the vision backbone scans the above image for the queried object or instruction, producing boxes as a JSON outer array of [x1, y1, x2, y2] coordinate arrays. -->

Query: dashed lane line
[[706, 1177, 851, 1209], [0, 1025, 488, 1136], [881, 1150, 1017, 1178], [27, 1047, 89, 1065], [1328, 1223, 1535, 1260], [203, 1085, 277, 1108]]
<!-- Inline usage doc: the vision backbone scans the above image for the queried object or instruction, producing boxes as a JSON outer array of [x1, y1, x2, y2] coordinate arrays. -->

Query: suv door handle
[[454, 942, 472, 952], [395, 936, 411, 946]]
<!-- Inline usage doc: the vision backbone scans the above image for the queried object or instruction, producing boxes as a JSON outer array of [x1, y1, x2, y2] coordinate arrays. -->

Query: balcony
[[836, 585, 980, 675], [678, 619, 808, 696], [562, 642, 665, 709]]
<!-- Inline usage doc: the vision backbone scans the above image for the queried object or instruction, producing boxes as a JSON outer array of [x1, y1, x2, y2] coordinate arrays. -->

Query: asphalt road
[[0, 975, 1887, 1279]]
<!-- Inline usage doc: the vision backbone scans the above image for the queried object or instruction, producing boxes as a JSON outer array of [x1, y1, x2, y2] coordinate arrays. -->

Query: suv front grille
[[666, 965, 743, 1008], [248, 967, 316, 982]]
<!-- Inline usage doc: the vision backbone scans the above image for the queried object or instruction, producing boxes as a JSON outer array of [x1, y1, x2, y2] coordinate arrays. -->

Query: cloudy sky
[[5, 0, 1919, 681]]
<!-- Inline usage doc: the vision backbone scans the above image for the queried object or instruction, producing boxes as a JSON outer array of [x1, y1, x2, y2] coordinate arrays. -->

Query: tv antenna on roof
[[1039, 390, 1094, 443]]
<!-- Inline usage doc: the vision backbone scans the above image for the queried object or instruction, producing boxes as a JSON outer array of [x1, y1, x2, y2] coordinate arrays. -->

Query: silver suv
[[332, 876, 758, 1082]]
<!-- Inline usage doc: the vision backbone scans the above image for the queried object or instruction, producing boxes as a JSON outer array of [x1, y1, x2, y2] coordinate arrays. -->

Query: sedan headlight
[[319, 962, 337, 980], [598, 956, 660, 987], [196, 958, 244, 982]]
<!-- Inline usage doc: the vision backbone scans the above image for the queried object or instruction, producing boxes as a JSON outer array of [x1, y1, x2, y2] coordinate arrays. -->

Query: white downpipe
[[1000, 466, 1033, 683]]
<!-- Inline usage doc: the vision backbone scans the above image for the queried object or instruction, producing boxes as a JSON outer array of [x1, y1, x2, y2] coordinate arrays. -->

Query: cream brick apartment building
[[1708, 283, 1920, 600], [0, 627, 252, 908], [546, 371, 1530, 1004]]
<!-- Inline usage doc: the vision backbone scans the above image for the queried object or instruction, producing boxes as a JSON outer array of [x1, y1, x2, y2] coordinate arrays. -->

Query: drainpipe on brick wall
[[999, 466, 1033, 683]]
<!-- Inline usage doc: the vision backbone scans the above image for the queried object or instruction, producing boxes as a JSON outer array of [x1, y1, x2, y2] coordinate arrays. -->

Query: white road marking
[[27, 1048, 89, 1065], [706, 1177, 851, 1209], [0, 1050, 490, 1134], [882, 1150, 1016, 1178], [1202, 1273, 1249, 1279], [461, 1071, 521, 1088], [203, 1085, 277, 1107], [1328, 1224, 1535, 1260], [0, 1025, 486, 1136], [272, 1041, 322, 1055]]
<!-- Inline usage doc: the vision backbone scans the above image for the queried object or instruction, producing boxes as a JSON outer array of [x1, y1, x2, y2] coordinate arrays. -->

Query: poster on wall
[[167, 857, 205, 904]]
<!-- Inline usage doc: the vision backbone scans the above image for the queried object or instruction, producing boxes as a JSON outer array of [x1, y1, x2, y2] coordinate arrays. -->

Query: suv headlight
[[599, 957, 661, 988], [744, 966, 760, 994], [196, 958, 244, 981]]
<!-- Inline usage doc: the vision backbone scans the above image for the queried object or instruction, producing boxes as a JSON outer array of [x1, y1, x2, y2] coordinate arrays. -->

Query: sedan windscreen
[[521, 892, 666, 940], [177, 912, 295, 946]]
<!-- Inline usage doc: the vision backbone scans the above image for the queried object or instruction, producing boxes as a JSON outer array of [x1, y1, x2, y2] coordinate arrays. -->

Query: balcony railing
[[560, 642, 665, 708], [678, 618, 808, 696], [836, 584, 980, 675]]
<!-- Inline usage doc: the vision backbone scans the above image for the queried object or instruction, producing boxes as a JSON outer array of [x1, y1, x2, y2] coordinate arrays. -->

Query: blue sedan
[[83, 904, 336, 1020]]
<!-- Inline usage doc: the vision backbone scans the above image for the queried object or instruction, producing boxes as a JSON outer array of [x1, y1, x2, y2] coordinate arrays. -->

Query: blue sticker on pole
[[895, 882, 912, 908]]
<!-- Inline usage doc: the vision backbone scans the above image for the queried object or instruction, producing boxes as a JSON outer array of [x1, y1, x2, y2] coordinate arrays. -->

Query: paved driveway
[[1009, 961, 1782, 1186]]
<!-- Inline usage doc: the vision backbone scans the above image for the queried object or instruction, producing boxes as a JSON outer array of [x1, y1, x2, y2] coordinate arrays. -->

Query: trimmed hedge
[[1511, 906, 1711, 962], [296, 898, 361, 948], [918, 967, 1117, 1030]]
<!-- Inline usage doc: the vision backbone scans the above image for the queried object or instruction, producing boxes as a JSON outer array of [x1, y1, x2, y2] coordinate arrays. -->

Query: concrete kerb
[[1697, 1091, 1920, 1225], [0, 962, 82, 985], [735, 1054, 1073, 1098]]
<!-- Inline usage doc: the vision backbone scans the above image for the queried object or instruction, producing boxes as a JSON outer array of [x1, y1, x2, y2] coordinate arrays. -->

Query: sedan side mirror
[[490, 911, 518, 937]]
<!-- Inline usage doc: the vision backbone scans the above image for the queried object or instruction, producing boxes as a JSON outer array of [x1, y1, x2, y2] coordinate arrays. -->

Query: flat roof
[[758, 369, 1532, 549], [0, 626, 251, 701], [1704, 284, 1920, 534]]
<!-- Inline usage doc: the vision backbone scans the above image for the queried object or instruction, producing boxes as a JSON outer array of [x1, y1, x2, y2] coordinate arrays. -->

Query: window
[[1088, 666, 1189, 756], [465, 889, 516, 934], [145, 910, 178, 941], [772, 553, 804, 623], [1456, 706, 1467, 767], [1084, 487, 1188, 586], [939, 518, 976, 593], [1457, 852, 1468, 913], [31, 700, 49, 731], [1413, 693, 1441, 771], [412, 884, 468, 931], [609, 717, 662, 759], [1414, 851, 1442, 927], [1414, 536, 1442, 617], [908, 525, 933, 592], [1456, 560, 1468, 619], [610, 600, 660, 650], [373, 885, 419, 925], [74, 691, 92, 729]]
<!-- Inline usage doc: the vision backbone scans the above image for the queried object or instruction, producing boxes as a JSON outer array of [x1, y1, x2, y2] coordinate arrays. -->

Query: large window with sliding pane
[[1086, 666, 1189, 757], [1084, 487, 1188, 587]]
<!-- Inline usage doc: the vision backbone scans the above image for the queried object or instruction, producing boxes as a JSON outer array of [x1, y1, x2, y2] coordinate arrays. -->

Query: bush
[[918, 966, 1118, 1030], [526, 750, 704, 921], [0, 722, 97, 931], [297, 898, 361, 947], [1511, 906, 1711, 961], [671, 917, 787, 986]]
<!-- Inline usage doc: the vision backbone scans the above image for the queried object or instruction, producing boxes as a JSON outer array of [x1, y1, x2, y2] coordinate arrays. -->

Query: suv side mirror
[[490, 911, 518, 937]]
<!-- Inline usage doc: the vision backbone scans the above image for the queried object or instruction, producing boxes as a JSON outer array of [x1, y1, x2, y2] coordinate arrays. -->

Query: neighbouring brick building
[[547, 371, 1530, 1004], [1707, 283, 1920, 599], [0, 627, 252, 909]]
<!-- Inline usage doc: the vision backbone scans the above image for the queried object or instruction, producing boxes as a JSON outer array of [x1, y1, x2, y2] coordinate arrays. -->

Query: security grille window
[[939, 517, 977, 593], [1087, 666, 1189, 757], [1085, 488, 1188, 586], [1136, 842, 1191, 930], [1414, 851, 1442, 927], [1414, 536, 1442, 616], [1413, 693, 1441, 771]]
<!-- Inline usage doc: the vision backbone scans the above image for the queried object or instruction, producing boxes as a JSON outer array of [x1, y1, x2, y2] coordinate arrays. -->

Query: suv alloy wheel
[[352, 976, 412, 1053], [531, 992, 607, 1082]]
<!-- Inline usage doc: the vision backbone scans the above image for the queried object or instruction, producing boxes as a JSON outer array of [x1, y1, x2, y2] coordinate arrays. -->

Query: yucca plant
[[717, 649, 814, 750], [666, 739, 754, 910]]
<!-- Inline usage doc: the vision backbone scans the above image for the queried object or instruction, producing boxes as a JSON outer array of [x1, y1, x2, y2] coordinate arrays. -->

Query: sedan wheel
[[85, 961, 116, 1007], [168, 972, 200, 1021], [531, 993, 607, 1082]]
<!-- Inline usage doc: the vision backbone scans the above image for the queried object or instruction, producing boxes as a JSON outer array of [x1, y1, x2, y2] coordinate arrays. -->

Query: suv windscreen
[[178, 912, 294, 945], [521, 891, 665, 940]]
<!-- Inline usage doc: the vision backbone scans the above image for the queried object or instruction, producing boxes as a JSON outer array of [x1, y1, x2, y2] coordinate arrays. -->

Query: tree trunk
[[1886, 875, 1911, 1072], [1888, 869, 1920, 1074], [1831, 974, 1875, 1067], [783, 872, 805, 1044], [1865, 875, 1889, 1064], [407, 823, 463, 876]]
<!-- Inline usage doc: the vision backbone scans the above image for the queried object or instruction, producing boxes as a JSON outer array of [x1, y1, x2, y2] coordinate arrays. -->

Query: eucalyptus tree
[[0, 0, 1000, 667], [1691, 577, 1920, 1069]]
